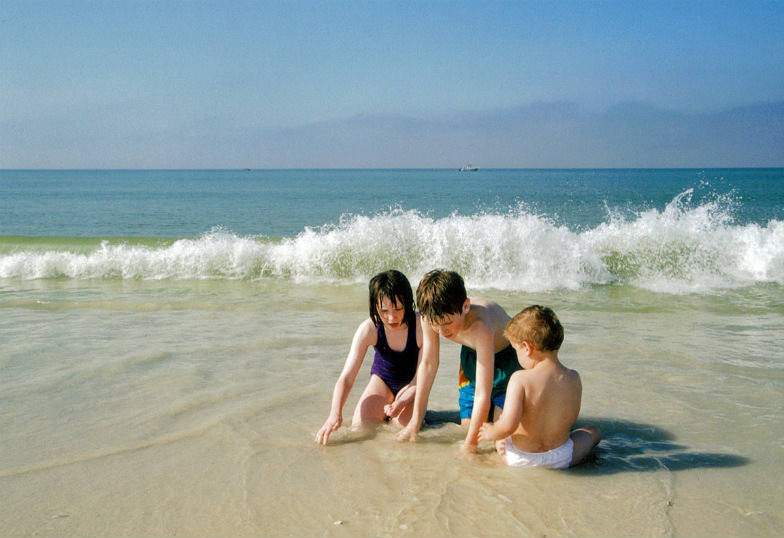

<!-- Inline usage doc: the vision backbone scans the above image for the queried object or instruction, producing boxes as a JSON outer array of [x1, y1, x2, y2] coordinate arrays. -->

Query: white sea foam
[[1, 192, 783, 293]]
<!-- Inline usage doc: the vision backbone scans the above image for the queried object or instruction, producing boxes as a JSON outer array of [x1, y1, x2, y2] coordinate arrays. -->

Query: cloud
[[2, 101, 782, 169], [244, 101, 784, 169]]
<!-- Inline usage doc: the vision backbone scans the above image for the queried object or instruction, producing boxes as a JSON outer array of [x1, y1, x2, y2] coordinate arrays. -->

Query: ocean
[[1, 168, 782, 537]]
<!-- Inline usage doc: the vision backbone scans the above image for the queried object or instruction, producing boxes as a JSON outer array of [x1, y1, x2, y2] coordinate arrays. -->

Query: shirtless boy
[[396, 269, 521, 453], [478, 305, 601, 468]]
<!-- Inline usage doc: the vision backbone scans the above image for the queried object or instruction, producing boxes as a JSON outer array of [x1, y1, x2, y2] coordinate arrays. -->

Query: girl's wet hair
[[369, 270, 416, 328]]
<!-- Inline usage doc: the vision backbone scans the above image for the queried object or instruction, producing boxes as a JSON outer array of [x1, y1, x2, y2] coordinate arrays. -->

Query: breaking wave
[[2, 190, 783, 293]]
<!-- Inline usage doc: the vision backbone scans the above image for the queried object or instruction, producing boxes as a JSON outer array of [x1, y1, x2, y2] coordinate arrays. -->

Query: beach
[[1, 169, 782, 536]]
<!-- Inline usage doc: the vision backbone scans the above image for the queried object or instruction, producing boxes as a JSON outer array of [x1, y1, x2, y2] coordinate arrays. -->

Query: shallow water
[[1, 168, 782, 536], [1, 279, 782, 537]]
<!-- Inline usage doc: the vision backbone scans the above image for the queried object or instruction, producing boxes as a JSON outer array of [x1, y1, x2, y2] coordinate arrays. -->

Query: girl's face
[[377, 296, 406, 329]]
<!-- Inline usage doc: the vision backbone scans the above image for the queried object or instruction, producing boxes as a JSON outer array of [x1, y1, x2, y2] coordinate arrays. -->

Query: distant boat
[[459, 164, 479, 171]]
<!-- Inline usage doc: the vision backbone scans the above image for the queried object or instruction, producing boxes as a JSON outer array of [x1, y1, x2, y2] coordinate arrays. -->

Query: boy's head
[[416, 269, 467, 324], [504, 305, 564, 352], [369, 270, 416, 328]]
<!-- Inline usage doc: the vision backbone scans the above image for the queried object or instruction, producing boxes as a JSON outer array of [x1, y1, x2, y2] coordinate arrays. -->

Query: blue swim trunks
[[458, 383, 508, 421], [457, 344, 521, 420]]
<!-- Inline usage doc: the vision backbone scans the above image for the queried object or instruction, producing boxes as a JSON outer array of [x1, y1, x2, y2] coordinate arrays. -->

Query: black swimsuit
[[370, 321, 419, 396]]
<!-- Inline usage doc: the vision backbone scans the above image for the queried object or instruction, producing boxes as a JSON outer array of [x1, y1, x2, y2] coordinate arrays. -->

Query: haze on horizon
[[1, 0, 782, 169]]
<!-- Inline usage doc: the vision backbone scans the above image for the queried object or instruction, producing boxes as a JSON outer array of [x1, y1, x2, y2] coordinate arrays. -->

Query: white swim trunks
[[504, 437, 574, 469]]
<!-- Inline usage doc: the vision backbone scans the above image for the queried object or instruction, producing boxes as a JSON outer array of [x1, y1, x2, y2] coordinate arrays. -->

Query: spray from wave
[[1, 191, 782, 293]]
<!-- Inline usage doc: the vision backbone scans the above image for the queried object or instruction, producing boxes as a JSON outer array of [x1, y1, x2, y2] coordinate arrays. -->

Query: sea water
[[1, 168, 783, 537]]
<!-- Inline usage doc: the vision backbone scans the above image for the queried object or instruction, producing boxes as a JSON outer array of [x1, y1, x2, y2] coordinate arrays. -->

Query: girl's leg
[[351, 374, 394, 429]]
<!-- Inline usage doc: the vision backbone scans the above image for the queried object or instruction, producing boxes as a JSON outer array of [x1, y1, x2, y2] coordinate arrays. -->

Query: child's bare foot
[[495, 438, 506, 456]]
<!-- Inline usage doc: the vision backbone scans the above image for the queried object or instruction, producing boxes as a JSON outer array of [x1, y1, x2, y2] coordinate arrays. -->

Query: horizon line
[[3, 166, 783, 172]]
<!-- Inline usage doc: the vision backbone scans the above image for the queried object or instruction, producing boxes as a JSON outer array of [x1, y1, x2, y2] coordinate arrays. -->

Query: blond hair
[[504, 305, 564, 351]]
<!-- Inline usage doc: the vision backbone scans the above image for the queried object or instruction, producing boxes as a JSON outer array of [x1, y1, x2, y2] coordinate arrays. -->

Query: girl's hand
[[315, 415, 342, 445], [384, 401, 401, 418], [384, 385, 416, 418], [384, 385, 414, 418]]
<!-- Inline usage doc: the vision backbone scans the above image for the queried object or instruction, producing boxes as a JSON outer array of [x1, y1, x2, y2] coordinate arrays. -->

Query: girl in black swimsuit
[[315, 270, 423, 446]]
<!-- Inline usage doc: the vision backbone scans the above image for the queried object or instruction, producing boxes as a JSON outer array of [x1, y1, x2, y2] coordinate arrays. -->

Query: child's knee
[[586, 424, 601, 444], [571, 425, 601, 450]]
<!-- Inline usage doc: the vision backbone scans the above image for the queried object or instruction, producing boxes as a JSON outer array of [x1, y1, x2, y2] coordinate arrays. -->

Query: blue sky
[[1, 0, 782, 168]]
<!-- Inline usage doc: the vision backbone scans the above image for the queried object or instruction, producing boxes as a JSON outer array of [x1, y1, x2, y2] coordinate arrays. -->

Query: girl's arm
[[395, 319, 439, 442], [385, 314, 422, 418], [384, 383, 415, 418], [315, 319, 375, 445]]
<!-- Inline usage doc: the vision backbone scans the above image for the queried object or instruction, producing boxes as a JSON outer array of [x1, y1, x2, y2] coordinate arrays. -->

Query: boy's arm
[[479, 373, 524, 442], [396, 320, 439, 442], [316, 319, 375, 445], [464, 329, 495, 451]]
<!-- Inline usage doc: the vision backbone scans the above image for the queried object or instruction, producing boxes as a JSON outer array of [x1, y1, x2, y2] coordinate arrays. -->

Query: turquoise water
[[1, 168, 783, 537], [1, 168, 783, 293], [2, 168, 783, 238]]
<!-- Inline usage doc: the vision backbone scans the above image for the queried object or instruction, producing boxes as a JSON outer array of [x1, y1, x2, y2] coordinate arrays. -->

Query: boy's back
[[507, 360, 581, 453], [478, 305, 601, 468]]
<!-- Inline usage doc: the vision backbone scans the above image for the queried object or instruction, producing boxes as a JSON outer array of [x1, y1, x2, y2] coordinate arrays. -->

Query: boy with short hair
[[478, 305, 601, 468], [396, 269, 521, 453]]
